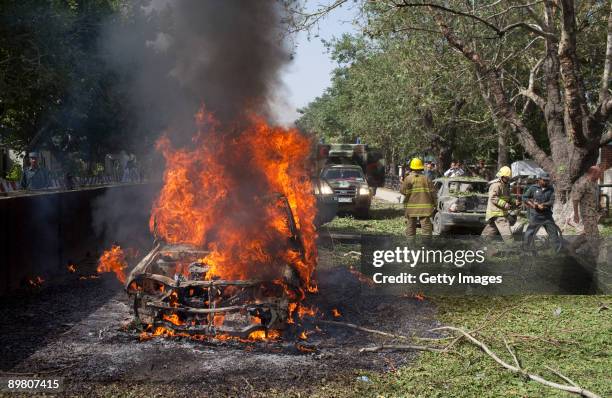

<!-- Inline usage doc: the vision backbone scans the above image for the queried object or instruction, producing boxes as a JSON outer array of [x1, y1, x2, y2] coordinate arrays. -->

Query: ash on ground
[[0, 246, 438, 397]]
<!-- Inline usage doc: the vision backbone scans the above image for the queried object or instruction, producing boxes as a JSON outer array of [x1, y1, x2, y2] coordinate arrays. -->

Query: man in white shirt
[[444, 161, 465, 177]]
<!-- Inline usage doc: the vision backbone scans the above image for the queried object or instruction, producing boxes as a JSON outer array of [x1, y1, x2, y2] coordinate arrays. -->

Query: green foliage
[[296, 0, 610, 170], [6, 163, 22, 181], [324, 199, 407, 236], [0, 0, 132, 160], [282, 198, 611, 397], [297, 31, 497, 166]]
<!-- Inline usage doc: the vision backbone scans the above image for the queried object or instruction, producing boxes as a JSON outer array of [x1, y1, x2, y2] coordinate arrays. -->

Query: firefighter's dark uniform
[[522, 183, 560, 250]]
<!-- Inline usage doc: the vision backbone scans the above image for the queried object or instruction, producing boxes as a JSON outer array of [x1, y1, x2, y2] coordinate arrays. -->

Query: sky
[[271, 3, 359, 125]]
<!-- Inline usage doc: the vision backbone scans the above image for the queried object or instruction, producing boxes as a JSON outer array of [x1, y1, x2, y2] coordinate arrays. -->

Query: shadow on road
[[0, 275, 121, 371]]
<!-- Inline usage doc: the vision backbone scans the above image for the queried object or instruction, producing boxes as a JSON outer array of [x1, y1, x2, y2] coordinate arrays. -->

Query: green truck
[[315, 144, 385, 218]]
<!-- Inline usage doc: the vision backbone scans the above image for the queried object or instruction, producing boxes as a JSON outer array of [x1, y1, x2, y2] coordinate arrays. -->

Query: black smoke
[[91, 1, 293, 251], [102, 0, 291, 146]]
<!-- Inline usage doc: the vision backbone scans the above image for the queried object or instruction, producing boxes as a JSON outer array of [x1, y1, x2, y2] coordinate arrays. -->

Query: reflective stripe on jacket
[[400, 172, 437, 217], [485, 179, 514, 221]]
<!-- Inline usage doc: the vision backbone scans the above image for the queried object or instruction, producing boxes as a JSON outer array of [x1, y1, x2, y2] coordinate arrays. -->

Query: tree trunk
[[497, 127, 509, 169], [438, 147, 452, 172], [389, 146, 397, 176], [369, 1, 612, 246], [476, 70, 510, 169]]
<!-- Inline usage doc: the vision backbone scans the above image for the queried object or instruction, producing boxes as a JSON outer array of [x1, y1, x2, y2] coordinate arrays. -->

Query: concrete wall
[[0, 183, 161, 295]]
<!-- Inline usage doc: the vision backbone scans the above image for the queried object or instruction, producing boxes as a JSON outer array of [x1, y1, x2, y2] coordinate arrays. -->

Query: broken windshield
[[448, 181, 488, 195], [322, 168, 365, 181]]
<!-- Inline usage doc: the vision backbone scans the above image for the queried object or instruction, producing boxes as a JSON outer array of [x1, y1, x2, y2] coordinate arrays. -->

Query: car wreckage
[[124, 194, 305, 339], [432, 177, 489, 235]]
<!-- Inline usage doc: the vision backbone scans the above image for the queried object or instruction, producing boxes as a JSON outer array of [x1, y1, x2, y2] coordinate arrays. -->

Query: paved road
[[375, 187, 404, 204]]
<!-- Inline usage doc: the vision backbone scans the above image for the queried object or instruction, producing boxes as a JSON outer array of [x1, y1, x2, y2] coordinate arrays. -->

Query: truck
[[315, 143, 385, 218]]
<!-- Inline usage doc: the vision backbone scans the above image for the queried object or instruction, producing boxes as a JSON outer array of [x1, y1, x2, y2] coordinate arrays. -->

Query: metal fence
[[0, 172, 145, 195], [384, 173, 401, 191]]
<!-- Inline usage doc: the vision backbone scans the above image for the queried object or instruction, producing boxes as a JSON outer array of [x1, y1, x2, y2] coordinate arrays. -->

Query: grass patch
[[301, 200, 612, 397], [323, 199, 406, 237], [286, 296, 611, 398], [345, 295, 611, 398]]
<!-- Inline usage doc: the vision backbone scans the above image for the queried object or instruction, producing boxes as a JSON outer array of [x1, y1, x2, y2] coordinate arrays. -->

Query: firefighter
[[481, 166, 519, 241], [522, 173, 562, 252], [401, 158, 437, 238]]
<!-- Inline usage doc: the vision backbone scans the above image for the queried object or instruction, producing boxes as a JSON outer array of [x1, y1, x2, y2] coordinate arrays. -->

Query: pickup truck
[[320, 164, 372, 218]]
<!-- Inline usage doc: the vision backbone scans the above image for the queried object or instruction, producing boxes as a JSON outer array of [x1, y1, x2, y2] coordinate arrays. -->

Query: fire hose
[[522, 219, 564, 255]]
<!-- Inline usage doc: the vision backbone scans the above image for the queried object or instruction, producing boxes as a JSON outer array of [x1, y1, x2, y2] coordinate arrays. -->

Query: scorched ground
[[0, 244, 438, 397]]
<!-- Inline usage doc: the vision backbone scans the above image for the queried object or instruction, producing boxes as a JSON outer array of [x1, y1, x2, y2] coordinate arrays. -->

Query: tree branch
[[283, 0, 350, 34], [520, 90, 546, 110], [433, 327, 602, 398], [599, 0, 612, 102], [503, 337, 521, 369], [428, 7, 554, 171], [396, 1, 556, 39], [526, 3, 547, 30], [358, 344, 445, 353], [519, 57, 546, 110], [485, 1, 545, 20], [544, 365, 580, 388], [315, 319, 410, 340], [496, 37, 543, 70], [591, 98, 612, 128], [600, 128, 612, 146]]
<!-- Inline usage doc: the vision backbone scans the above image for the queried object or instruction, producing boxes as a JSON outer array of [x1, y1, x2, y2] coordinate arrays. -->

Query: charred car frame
[[432, 177, 489, 235], [125, 195, 305, 339]]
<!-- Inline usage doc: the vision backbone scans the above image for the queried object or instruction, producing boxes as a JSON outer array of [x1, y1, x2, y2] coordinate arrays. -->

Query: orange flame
[[97, 245, 128, 283], [297, 305, 317, 319], [67, 264, 76, 273], [213, 314, 225, 327], [331, 308, 341, 318], [296, 343, 315, 353], [27, 276, 44, 288], [162, 313, 183, 326], [149, 107, 317, 288], [248, 330, 281, 341], [139, 327, 281, 342]]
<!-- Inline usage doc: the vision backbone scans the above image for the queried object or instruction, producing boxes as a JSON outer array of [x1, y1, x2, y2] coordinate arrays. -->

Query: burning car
[[432, 177, 489, 235], [127, 193, 307, 339], [96, 107, 319, 341], [321, 164, 372, 218]]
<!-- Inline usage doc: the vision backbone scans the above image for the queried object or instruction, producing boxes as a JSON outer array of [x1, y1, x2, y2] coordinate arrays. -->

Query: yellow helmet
[[409, 157, 424, 170], [496, 166, 512, 178]]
